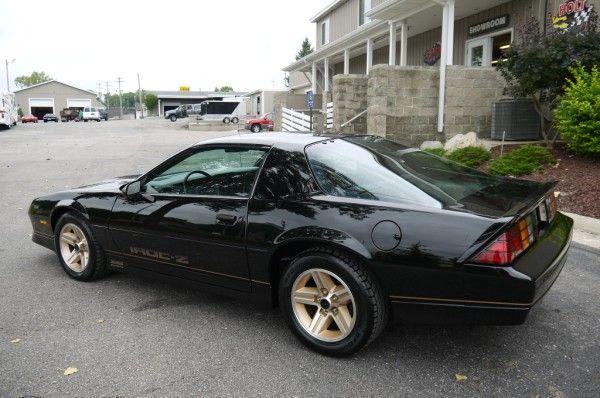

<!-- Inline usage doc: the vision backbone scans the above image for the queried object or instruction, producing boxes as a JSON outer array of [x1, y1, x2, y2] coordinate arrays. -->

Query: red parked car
[[21, 115, 38, 123], [245, 113, 273, 133]]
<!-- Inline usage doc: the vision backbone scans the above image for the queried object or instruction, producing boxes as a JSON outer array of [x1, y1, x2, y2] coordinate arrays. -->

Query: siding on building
[[14, 81, 101, 115]]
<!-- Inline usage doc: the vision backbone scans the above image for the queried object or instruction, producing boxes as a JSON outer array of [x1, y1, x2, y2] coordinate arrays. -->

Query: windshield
[[305, 136, 520, 212]]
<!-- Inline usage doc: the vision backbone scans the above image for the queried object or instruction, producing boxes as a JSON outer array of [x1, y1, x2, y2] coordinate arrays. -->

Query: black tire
[[279, 247, 389, 356], [251, 124, 261, 133], [223, 117, 231, 124], [231, 117, 239, 124], [53, 212, 108, 281], [170, 115, 177, 122]]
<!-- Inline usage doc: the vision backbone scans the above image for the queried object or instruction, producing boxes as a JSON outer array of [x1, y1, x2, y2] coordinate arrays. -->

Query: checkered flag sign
[[571, 4, 594, 26]]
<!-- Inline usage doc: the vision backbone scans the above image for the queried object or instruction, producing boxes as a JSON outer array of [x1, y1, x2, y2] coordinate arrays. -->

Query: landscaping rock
[[420, 141, 444, 150], [444, 132, 478, 152]]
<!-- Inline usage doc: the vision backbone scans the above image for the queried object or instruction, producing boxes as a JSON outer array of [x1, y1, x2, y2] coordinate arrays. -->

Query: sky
[[0, 0, 318, 94]]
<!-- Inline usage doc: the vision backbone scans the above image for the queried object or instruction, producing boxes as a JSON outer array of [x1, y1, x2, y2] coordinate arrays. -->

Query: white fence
[[282, 107, 311, 132], [326, 102, 334, 129]]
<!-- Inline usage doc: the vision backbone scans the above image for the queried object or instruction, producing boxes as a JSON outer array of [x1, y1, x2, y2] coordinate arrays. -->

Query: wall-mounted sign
[[552, 0, 593, 30], [423, 42, 441, 66], [179, 86, 190, 91], [468, 14, 510, 37]]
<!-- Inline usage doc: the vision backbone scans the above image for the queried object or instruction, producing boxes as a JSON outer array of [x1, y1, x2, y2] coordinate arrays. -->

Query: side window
[[320, 18, 330, 45], [143, 146, 268, 197], [254, 148, 318, 200]]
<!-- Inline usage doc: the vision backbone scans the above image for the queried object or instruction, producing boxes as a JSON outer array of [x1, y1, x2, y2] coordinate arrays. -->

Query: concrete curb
[[565, 212, 600, 253]]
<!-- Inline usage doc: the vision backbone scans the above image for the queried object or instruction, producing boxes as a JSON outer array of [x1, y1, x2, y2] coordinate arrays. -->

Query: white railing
[[326, 102, 334, 129], [282, 107, 311, 132], [341, 109, 367, 128]]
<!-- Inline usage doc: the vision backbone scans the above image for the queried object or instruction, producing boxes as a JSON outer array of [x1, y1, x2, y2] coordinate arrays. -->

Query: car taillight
[[472, 214, 537, 266]]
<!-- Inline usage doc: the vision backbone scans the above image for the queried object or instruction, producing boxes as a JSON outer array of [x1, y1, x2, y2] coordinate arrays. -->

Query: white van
[[82, 107, 101, 122], [197, 98, 248, 124], [0, 93, 18, 129]]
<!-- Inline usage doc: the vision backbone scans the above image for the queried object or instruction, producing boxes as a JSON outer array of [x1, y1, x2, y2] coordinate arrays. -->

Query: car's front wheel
[[54, 213, 107, 281], [279, 248, 389, 356], [231, 117, 239, 124], [251, 124, 261, 133]]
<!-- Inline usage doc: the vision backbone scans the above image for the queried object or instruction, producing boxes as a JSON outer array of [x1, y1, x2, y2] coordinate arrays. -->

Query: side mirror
[[125, 180, 141, 196]]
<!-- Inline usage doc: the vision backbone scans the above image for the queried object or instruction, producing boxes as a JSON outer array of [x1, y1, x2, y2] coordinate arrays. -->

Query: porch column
[[400, 20, 408, 66], [388, 21, 397, 66], [343, 49, 350, 74], [437, 1, 449, 133], [446, 0, 455, 65], [366, 38, 373, 73], [158, 99, 161, 116], [311, 62, 317, 93], [324, 57, 330, 92]]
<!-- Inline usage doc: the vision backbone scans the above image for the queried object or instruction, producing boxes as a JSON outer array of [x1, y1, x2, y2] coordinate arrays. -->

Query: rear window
[[305, 136, 504, 208]]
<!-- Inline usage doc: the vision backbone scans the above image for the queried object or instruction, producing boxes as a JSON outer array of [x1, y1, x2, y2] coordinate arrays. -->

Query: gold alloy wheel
[[58, 223, 89, 273], [291, 268, 356, 342]]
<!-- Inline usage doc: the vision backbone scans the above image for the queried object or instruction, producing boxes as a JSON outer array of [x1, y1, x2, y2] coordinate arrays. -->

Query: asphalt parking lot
[[0, 119, 599, 397]]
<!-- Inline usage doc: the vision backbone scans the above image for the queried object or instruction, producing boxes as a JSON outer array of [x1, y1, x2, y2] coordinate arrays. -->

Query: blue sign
[[306, 90, 314, 109]]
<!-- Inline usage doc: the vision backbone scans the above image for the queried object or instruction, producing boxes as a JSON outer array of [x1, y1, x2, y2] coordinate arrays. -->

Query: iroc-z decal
[[129, 247, 189, 265]]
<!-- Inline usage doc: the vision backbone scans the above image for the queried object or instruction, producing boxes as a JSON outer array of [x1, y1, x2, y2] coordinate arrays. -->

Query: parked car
[[43, 113, 59, 123], [60, 108, 79, 122], [28, 133, 573, 356], [245, 113, 274, 133], [99, 108, 108, 121], [165, 105, 191, 122], [21, 115, 38, 123], [82, 107, 101, 122]]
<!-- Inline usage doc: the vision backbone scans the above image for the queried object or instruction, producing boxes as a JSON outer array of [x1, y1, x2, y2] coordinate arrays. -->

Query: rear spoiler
[[457, 181, 558, 264]]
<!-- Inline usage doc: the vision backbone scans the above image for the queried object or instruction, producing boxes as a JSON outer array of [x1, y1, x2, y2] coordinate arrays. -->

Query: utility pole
[[137, 73, 144, 119], [116, 77, 124, 118], [103, 81, 111, 112], [5, 59, 15, 92]]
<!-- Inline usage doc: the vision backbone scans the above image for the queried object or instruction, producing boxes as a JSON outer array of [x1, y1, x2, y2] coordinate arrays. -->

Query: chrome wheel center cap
[[319, 297, 332, 310]]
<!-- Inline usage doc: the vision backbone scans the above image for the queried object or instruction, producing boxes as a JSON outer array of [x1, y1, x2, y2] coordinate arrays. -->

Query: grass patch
[[488, 145, 555, 176], [446, 146, 491, 168]]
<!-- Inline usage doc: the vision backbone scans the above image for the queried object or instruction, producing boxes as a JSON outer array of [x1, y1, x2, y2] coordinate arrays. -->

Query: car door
[[109, 144, 270, 292]]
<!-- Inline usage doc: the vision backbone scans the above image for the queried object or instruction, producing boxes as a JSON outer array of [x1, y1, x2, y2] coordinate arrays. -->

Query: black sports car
[[28, 133, 573, 356]]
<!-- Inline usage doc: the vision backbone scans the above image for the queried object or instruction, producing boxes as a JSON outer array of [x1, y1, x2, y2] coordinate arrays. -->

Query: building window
[[359, 0, 371, 26], [321, 18, 330, 45]]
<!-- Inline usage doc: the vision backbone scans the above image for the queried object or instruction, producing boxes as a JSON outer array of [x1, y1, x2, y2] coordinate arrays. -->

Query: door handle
[[216, 213, 238, 225]]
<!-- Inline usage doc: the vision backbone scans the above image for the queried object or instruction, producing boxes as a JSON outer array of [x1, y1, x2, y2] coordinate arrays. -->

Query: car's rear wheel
[[251, 124, 261, 133], [223, 117, 231, 124], [279, 247, 389, 356], [231, 117, 239, 124], [169, 115, 177, 122], [54, 213, 107, 281]]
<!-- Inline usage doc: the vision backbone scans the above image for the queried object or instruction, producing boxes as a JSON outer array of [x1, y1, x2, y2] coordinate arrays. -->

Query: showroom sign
[[468, 14, 510, 37]]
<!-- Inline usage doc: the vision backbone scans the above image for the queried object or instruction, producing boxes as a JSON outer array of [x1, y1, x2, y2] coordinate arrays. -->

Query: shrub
[[488, 145, 555, 176], [423, 148, 446, 157], [446, 146, 491, 168], [554, 65, 600, 156]]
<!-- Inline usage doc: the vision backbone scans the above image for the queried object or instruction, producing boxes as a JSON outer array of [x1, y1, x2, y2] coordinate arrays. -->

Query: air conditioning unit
[[491, 99, 541, 140]]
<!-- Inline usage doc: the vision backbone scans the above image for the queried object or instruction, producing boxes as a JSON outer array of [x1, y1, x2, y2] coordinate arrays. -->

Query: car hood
[[69, 175, 140, 193]]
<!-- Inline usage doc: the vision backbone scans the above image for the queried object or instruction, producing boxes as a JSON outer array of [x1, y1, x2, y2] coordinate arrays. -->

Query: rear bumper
[[390, 212, 573, 325]]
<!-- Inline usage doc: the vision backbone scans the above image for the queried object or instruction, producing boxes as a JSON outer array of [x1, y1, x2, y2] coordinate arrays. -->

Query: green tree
[[144, 93, 158, 112], [295, 38, 313, 60], [497, 12, 600, 147], [14, 71, 52, 88], [214, 86, 234, 92], [555, 64, 600, 156]]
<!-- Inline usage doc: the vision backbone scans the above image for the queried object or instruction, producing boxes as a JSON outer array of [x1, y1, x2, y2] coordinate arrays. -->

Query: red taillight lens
[[473, 214, 537, 266]]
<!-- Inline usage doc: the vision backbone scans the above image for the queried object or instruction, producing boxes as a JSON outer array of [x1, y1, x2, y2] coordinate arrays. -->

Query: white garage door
[[30, 98, 54, 107], [67, 99, 92, 108]]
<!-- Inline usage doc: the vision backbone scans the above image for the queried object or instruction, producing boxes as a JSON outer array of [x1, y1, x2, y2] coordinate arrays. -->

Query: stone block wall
[[443, 66, 507, 138], [367, 65, 442, 145], [332, 74, 368, 133]]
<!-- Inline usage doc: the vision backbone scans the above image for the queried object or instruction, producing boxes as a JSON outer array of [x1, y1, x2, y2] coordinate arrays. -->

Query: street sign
[[306, 90, 314, 109]]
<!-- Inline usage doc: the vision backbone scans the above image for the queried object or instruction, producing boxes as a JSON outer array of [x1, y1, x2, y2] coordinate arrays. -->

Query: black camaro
[[28, 133, 573, 356]]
